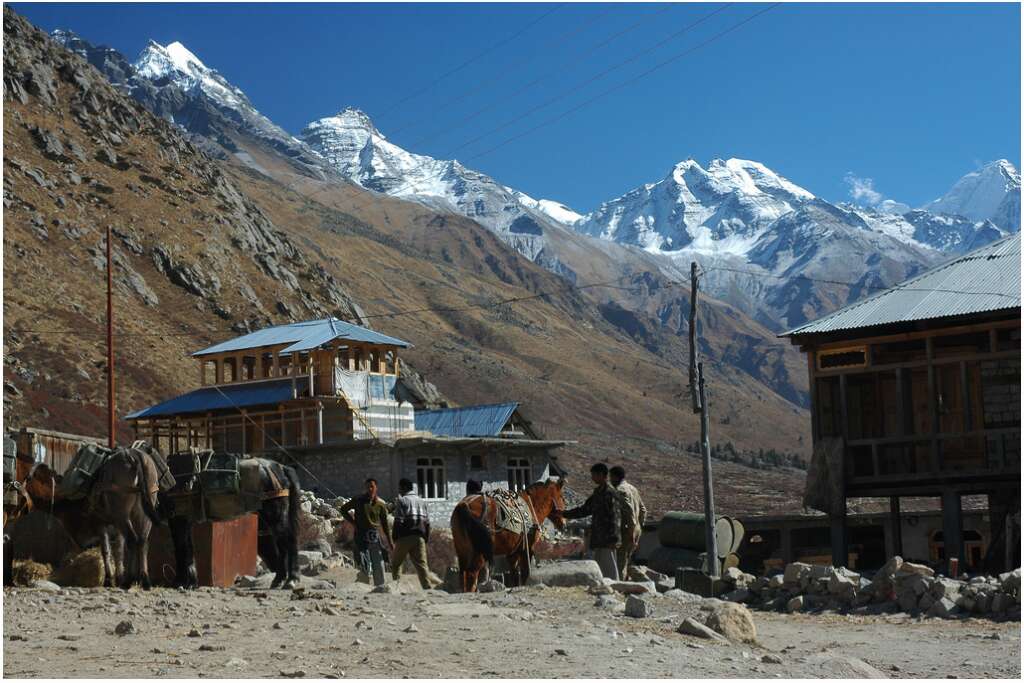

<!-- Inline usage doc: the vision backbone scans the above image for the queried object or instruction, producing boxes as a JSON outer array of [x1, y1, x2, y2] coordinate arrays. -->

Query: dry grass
[[11, 560, 52, 586], [51, 547, 105, 587]]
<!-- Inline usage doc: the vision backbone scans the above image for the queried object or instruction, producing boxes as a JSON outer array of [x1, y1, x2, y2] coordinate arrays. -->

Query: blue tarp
[[192, 317, 411, 357], [414, 402, 518, 438], [126, 378, 298, 419]]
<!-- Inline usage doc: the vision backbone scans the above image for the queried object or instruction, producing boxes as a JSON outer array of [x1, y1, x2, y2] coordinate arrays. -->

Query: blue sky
[[14, 2, 1021, 212]]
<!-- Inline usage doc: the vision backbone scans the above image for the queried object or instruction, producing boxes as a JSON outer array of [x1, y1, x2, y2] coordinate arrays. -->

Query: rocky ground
[[3, 563, 1020, 679]]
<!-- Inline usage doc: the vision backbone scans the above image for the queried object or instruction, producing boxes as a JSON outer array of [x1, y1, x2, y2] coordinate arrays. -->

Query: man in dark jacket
[[390, 478, 433, 589], [340, 478, 392, 587], [561, 463, 621, 579]]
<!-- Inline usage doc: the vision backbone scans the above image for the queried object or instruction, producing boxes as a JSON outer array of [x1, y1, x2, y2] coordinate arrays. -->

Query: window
[[507, 457, 531, 492], [818, 347, 867, 370], [469, 454, 484, 470], [417, 458, 446, 499]]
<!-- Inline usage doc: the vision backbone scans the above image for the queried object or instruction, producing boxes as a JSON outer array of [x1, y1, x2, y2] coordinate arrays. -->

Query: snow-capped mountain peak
[[133, 39, 246, 109], [923, 159, 1021, 228]]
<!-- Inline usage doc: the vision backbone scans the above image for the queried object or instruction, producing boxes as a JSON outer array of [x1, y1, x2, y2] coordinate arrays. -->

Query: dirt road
[[3, 567, 1020, 679]]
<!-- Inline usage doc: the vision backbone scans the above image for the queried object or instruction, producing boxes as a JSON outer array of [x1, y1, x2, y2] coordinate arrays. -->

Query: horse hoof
[[270, 579, 283, 590], [283, 578, 299, 590]]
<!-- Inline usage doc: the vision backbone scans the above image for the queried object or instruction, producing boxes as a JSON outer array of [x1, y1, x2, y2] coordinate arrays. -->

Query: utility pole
[[688, 261, 719, 578], [106, 225, 115, 449]]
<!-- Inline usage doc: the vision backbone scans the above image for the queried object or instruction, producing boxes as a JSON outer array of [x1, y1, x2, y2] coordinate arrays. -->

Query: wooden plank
[[810, 319, 1019, 350], [812, 348, 1019, 378], [960, 361, 972, 431]]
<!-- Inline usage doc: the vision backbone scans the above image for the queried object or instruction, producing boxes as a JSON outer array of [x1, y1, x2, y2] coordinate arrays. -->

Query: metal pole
[[688, 262, 701, 413], [106, 225, 115, 448], [698, 362, 719, 577]]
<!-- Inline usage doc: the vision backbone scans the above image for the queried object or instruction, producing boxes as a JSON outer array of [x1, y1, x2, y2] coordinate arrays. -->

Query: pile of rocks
[[717, 557, 1021, 621], [295, 490, 353, 574]]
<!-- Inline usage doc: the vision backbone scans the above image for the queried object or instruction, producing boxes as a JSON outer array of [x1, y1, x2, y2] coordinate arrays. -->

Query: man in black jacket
[[562, 463, 621, 579]]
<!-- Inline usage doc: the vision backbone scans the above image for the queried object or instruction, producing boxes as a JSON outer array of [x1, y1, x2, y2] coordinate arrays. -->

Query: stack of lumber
[[646, 511, 745, 575]]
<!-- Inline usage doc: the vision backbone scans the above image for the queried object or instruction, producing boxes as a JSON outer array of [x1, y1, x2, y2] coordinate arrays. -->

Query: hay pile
[[51, 547, 105, 587], [12, 560, 52, 586]]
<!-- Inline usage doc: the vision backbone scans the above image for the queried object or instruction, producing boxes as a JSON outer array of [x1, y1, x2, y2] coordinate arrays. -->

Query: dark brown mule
[[451, 477, 566, 592], [91, 448, 162, 589], [3, 462, 124, 587]]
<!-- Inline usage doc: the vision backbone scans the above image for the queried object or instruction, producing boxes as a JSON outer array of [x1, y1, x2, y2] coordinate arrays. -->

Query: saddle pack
[[165, 450, 270, 522], [58, 443, 113, 500]]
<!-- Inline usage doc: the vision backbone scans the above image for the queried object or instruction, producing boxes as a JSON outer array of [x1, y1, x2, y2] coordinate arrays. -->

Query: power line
[[466, 3, 780, 162], [374, 3, 566, 120], [400, 3, 678, 150], [385, 5, 614, 139], [279, 2, 750, 218]]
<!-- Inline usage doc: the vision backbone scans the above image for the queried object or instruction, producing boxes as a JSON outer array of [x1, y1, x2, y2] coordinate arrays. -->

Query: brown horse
[[451, 477, 566, 592], [3, 461, 124, 587]]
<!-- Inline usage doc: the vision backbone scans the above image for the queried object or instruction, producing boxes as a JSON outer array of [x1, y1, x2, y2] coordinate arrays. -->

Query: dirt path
[[3, 569, 1020, 679]]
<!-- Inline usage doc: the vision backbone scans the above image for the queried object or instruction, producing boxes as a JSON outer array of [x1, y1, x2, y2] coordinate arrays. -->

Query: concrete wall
[[281, 442, 552, 525]]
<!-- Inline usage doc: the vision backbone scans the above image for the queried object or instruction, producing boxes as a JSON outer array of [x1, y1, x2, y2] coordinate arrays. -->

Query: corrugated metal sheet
[[414, 402, 518, 437], [192, 317, 411, 357], [126, 378, 298, 419], [784, 233, 1021, 337]]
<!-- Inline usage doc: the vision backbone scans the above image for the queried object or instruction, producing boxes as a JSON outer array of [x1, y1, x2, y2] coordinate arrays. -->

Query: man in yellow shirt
[[611, 466, 647, 580], [340, 478, 392, 587]]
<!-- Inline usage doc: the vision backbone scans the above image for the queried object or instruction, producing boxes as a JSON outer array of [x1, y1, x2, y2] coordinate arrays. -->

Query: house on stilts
[[781, 233, 1020, 575], [126, 317, 567, 520]]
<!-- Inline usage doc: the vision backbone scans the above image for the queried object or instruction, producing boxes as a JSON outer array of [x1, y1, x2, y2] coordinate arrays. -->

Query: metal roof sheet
[[126, 378, 298, 419], [192, 317, 411, 357], [414, 402, 518, 438], [784, 233, 1021, 337]]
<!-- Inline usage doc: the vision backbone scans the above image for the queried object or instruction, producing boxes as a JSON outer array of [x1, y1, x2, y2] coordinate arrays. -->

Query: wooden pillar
[[256, 353, 264, 381], [240, 410, 247, 453], [808, 352, 820, 442], [941, 489, 964, 576], [214, 358, 223, 384], [889, 496, 903, 558], [780, 527, 794, 564], [316, 401, 324, 446], [200, 361, 206, 387], [830, 509, 849, 568], [272, 350, 280, 378], [959, 361, 972, 431], [926, 337, 939, 472]]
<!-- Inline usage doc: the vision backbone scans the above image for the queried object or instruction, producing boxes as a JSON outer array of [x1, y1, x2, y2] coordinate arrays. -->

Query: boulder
[[297, 551, 324, 567], [677, 617, 729, 642], [786, 596, 805, 613], [704, 601, 757, 643], [526, 561, 603, 588], [783, 562, 812, 585], [896, 561, 934, 579], [32, 579, 61, 592], [723, 588, 752, 603], [802, 653, 887, 678], [723, 567, 744, 583], [608, 580, 657, 595], [768, 574, 785, 589], [624, 595, 654, 618], [927, 597, 957, 619], [661, 589, 703, 604], [930, 577, 963, 601], [828, 573, 858, 601], [999, 569, 1021, 595], [594, 595, 624, 611]]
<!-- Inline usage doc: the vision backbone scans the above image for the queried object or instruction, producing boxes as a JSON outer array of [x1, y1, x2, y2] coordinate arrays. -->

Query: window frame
[[507, 456, 532, 493], [416, 457, 447, 500]]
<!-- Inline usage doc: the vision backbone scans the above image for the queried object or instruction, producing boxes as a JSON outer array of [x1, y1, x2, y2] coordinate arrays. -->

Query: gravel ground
[[3, 566, 1020, 679]]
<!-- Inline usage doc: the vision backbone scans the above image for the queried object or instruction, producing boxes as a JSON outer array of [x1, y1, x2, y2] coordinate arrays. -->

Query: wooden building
[[782, 234, 1021, 574], [127, 319, 567, 516], [127, 317, 415, 453]]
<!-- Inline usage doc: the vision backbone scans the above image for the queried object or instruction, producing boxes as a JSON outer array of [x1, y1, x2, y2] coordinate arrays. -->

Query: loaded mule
[[451, 477, 566, 592], [158, 449, 301, 590]]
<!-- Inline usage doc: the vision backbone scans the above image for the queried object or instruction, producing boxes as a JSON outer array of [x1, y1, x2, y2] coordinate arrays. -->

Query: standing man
[[340, 478, 392, 587], [611, 465, 646, 580], [561, 463, 621, 579], [390, 478, 433, 589]]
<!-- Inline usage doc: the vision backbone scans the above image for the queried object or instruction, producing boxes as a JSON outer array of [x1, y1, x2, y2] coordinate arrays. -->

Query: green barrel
[[656, 511, 735, 558]]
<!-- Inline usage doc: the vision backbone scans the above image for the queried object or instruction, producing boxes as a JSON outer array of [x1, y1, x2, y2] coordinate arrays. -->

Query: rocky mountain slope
[[4, 8, 811, 516], [51, 30, 329, 179]]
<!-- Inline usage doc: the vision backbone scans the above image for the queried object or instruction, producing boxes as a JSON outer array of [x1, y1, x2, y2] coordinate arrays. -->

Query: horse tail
[[285, 465, 300, 542], [455, 502, 493, 564], [136, 451, 162, 526]]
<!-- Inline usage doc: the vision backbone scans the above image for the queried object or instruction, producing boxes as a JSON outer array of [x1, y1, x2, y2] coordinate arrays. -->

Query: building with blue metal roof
[[125, 317, 567, 523], [781, 234, 1020, 575]]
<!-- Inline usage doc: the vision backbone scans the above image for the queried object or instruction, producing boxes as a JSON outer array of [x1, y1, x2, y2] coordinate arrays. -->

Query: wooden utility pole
[[688, 261, 719, 577], [106, 225, 115, 448]]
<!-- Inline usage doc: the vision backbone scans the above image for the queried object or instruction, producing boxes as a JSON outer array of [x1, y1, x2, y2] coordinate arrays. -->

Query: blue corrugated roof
[[784, 233, 1021, 337], [415, 402, 518, 438], [192, 317, 411, 357], [126, 378, 298, 419]]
